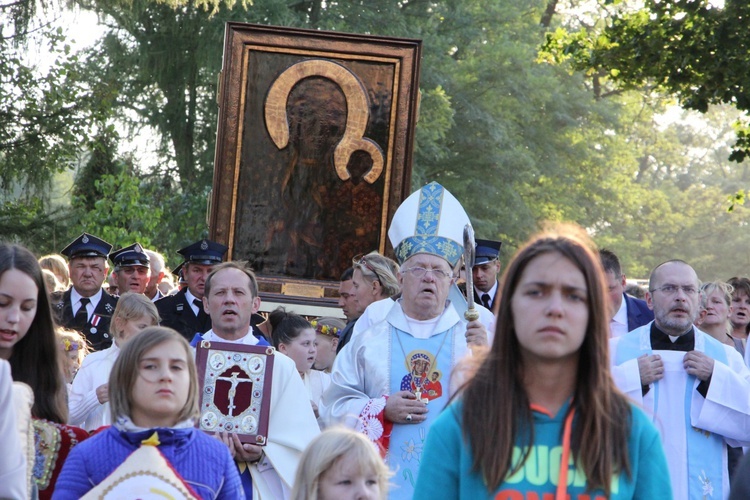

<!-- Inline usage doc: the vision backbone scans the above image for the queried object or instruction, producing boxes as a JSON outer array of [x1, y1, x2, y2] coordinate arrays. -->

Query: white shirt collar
[[202, 328, 258, 345], [612, 294, 628, 325], [475, 280, 498, 303], [71, 287, 103, 310], [184, 289, 200, 315]]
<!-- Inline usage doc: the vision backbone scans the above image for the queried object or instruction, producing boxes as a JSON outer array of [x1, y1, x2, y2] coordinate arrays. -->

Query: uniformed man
[[109, 243, 151, 296], [155, 239, 228, 341], [55, 233, 118, 351], [471, 238, 502, 311]]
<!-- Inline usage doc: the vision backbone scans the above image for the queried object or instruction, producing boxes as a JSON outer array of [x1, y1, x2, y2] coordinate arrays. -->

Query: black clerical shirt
[[642, 323, 711, 397]]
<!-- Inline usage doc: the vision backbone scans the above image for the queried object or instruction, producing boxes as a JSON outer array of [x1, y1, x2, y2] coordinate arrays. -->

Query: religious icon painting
[[399, 350, 443, 404], [209, 23, 421, 311], [195, 341, 275, 445]]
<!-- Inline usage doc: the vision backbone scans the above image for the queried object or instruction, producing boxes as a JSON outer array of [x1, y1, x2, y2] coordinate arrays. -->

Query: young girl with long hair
[[414, 226, 672, 498], [0, 243, 89, 499], [54, 326, 243, 498], [68, 292, 159, 431]]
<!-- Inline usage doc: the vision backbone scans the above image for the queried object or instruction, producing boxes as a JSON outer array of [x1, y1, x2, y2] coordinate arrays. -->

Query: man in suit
[[600, 249, 654, 337], [471, 239, 502, 311], [155, 239, 227, 341], [109, 243, 151, 296], [55, 233, 119, 351]]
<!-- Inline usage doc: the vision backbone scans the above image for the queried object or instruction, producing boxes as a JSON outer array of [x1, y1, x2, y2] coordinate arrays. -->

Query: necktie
[[194, 298, 209, 326], [481, 293, 491, 310], [74, 298, 90, 329]]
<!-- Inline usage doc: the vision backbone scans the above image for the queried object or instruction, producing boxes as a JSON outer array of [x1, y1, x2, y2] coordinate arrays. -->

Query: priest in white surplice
[[199, 262, 320, 499], [320, 182, 489, 500], [610, 260, 750, 500]]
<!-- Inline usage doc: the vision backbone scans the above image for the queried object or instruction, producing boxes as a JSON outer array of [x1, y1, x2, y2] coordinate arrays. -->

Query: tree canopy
[[542, 0, 750, 162], [3, 0, 750, 280]]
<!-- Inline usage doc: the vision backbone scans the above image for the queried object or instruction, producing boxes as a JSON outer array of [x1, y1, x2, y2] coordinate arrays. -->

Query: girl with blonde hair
[[56, 328, 90, 388], [292, 427, 390, 500], [68, 292, 159, 431]]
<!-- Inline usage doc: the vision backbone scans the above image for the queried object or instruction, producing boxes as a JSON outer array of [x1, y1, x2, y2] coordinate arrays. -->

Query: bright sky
[[19, 7, 104, 69]]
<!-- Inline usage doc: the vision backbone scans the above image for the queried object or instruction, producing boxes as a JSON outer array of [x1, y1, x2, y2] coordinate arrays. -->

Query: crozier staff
[[414, 226, 672, 499]]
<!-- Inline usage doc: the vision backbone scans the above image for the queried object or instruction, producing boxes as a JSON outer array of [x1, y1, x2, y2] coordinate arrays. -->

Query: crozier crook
[[264, 59, 385, 183]]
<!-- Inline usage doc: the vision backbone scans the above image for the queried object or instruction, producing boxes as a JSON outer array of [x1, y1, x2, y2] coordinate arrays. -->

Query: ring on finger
[[406, 413, 413, 422]]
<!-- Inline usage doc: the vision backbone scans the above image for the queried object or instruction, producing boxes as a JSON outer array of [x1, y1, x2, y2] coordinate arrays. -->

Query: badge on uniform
[[177, 303, 184, 312], [105, 303, 114, 314]]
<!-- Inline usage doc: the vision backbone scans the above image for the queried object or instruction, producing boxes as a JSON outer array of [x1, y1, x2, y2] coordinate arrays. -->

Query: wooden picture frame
[[209, 22, 421, 309], [195, 340, 275, 445]]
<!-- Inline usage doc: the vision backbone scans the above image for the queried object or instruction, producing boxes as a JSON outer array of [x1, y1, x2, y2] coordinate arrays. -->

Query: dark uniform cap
[[171, 262, 184, 279], [177, 239, 228, 265], [474, 239, 502, 265], [110, 243, 150, 269], [60, 233, 113, 260]]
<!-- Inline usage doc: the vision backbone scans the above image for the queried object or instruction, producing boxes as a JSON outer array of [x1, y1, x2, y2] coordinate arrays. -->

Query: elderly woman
[[699, 280, 745, 481], [699, 281, 744, 353]]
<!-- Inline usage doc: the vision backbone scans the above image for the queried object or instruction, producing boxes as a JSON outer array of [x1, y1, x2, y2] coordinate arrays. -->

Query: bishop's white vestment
[[320, 300, 474, 499]]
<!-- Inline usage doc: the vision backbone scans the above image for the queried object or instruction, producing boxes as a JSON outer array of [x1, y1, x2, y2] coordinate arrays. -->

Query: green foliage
[[0, 27, 108, 196], [73, 171, 163, 247], [69, 167, 208, 266], [8, 0, 750, 284], [540, 0, 750, 161], [0, 198, 76, 254]]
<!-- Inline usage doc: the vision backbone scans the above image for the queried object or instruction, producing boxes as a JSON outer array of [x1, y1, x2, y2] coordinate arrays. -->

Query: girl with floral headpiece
[[310, 317, 345, 373], [57, 328, 90, 391]]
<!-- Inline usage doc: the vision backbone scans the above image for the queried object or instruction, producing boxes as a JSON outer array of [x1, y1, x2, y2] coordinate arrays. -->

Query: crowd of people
[[2, 181, 750, 499]]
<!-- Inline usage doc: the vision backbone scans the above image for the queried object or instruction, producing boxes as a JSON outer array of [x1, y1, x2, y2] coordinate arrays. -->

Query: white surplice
[[200, 329, 320, 499], [320, 300, 472, 429], [610, 324, 750, 499]]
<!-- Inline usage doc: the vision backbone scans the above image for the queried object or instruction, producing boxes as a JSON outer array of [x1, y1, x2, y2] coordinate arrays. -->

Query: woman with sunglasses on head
[[414, 225, 671, 499], [338, 252, 400, 351]]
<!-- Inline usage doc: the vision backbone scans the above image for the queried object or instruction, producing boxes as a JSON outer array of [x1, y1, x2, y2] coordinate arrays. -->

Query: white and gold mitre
[[388, 182, 470, 267]]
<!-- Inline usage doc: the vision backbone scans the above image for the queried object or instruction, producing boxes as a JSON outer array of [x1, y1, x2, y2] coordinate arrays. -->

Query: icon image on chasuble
[[399, 350, 443, 403]]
